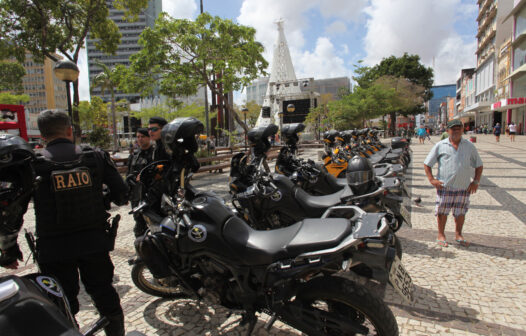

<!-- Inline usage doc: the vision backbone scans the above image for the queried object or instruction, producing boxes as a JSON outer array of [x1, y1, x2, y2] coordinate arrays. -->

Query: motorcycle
[[231, 125, 412, 233], [133, 163, 408, 336]]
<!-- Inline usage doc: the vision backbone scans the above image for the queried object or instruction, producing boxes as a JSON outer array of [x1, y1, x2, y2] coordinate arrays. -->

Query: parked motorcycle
[[131, 117, 412, 336]]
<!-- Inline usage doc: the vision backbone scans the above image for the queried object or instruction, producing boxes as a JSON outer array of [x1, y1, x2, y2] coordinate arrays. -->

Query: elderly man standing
[[424, 119, 483, 247]]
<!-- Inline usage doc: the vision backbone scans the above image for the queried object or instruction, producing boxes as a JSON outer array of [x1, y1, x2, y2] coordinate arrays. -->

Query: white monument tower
[[256, 19, 316, 127]]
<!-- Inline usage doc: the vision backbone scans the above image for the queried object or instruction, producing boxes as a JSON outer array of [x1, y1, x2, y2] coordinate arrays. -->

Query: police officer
[[26, 110, 128, 336], [148, 116, 170, 161], [127, 128, 154, 237]]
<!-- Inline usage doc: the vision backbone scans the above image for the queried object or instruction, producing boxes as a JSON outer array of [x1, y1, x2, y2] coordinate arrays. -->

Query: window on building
[[516, 6, 526, 39]]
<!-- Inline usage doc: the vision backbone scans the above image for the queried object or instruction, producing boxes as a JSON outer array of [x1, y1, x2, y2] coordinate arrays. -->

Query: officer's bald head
[[38, 110, 72, 140]]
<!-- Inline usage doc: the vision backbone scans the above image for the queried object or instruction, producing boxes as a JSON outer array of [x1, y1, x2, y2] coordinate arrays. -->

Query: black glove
[[0, 244, 23, 267]]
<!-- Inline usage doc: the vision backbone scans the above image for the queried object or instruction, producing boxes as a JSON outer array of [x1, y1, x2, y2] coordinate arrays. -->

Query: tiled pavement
[[1, 134, 525, 335]]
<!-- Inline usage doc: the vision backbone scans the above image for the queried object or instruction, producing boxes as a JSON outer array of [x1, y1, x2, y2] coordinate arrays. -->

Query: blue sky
[[78, 0, 479, 102]]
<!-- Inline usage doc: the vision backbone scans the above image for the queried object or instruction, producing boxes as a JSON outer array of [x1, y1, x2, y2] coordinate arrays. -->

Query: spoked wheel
[[131, 261, 188, 298], [293, 276, 398, 336]]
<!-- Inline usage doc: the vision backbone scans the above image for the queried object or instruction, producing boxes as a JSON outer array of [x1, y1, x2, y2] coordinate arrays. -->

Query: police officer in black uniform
[[127, 128, 154, 237], [148, 116, 170, 161], [30, 110, 128, 336]]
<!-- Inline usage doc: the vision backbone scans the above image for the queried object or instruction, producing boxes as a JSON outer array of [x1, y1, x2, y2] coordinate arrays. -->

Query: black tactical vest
[[33, 146, 108, 237]]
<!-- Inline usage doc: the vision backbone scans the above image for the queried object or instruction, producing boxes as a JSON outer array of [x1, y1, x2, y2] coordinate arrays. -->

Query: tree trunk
[[389, 111, 396, 137], [111, 90, 118, 152]]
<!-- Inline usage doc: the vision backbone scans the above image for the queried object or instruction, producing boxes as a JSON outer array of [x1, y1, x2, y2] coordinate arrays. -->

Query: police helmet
[[346, 155, 375, 195], [0, 134, 35, 232], [161, 117, 204, 158], [281, 123, 305, 146], [247, 124, 278, 156]]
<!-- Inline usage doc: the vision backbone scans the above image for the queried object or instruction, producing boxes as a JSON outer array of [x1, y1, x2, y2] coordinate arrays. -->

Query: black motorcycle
[[129, 117, 412, 335]]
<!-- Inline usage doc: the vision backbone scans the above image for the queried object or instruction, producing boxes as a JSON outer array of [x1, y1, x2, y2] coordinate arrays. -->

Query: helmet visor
[[346, 170, 374, 185]]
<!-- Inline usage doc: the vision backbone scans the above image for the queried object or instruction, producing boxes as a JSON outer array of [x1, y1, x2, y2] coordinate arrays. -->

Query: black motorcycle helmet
[[346, 155, 375, 195], [161, 117, 204, 158], [281, 123, 305, 146], [323, 130, 340, 145], [247, 124, 278, 156], [0, 134, 35, 234]]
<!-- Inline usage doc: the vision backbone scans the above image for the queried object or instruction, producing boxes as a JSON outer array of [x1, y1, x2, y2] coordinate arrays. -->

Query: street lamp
[[53, 60, 80, 121], [278, 111, 284, 143], [242, 107, 249, 150]]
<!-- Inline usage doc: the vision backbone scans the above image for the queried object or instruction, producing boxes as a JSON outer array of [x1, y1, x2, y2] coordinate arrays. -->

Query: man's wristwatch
[[472, 180, 479, 185]]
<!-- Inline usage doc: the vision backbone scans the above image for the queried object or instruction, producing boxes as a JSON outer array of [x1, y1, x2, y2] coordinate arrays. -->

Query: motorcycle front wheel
[[131, 261, 188, 298], [292, 276, 398, 336]]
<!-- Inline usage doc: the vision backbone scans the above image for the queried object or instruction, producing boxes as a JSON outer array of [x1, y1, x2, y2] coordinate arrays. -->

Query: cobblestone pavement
[[2, 134, 526, 335]]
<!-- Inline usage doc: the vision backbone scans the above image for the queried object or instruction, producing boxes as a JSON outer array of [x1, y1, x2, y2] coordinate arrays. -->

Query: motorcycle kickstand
[[240, 311, 257, 336]]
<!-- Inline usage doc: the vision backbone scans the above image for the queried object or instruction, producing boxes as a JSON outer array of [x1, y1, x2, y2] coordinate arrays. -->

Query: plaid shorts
[[434, 187, 470, 217]]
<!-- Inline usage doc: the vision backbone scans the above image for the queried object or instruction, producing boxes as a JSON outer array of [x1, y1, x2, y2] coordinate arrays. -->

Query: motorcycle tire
[[294, 276, 398, 336], [131, 261, 187, 298]]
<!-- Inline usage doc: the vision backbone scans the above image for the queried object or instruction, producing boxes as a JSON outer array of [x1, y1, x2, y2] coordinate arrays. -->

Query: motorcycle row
[[0, 118, 414, 336]]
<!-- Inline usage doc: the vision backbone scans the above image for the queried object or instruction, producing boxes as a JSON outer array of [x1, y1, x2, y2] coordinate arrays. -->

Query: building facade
[[20, 53, 68, 139], [87, 0, 162, 103], [246, 77, 269, 105], [495, 1, 526, 134], [465, 0, 513, 128]]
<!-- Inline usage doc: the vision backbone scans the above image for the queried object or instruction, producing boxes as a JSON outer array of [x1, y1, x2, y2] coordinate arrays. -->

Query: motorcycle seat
[[222, 216, 352, 265], [294, 185, 353, 217], [368, 153, 385, 164], [373, 165, 389, 176], [390, 148, 403, 154]]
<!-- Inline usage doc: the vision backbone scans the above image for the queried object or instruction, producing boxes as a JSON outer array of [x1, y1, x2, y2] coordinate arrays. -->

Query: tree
[[353, 53, 434, 134], [0, 92, 30, 104], [78, 97, 109, 131], [0, 0, 149, 141], [121, 12, 268, 140], [87, 126, 112, 150], [305, 94, 336, 138], [0, 61, 25, 94], [237, 100, 261, 128], [91, 62, 126, 151]]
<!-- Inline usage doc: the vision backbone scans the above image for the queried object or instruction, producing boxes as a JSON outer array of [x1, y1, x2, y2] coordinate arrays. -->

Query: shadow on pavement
[[142, 298, 300, 335]]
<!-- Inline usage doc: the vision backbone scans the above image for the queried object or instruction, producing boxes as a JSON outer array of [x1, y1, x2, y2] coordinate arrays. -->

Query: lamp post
[[242, 107, 249, 150], [53, 60, 80, 121]]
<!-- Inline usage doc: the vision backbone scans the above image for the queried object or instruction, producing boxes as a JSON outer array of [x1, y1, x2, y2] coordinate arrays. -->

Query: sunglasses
[[148, 127, 160, 132]]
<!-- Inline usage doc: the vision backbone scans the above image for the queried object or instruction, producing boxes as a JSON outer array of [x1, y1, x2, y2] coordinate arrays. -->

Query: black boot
[[103, 312, 125, 336]]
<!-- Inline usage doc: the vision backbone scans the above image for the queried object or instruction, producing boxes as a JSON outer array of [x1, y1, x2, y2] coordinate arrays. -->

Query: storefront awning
[[491, 97, 526, 111]]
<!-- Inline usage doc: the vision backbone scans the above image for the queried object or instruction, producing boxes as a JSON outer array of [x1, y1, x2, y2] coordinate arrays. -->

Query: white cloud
[[162, 0, 197, 19], [295, 37, 350, 79], [363, 0, 476, 84], [325, 21, 347, 35], [319, 0, 368, 21]]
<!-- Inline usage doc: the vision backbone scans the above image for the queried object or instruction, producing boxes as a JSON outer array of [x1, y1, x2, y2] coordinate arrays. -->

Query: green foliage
[[131, 103, 206, 125], [78, 97, 109, 130], [121, 12, 268, 103], [237, 100, 261, 128], [86, 125, 112, 149], [0, 92, 29, 104], [0, 61, 25, 94]]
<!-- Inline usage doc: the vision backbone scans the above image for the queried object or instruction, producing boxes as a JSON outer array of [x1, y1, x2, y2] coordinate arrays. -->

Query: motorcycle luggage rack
[[321, 205, 365, 221]]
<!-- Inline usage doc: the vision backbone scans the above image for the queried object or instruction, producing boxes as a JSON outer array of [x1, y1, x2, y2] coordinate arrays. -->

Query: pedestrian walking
[[423, 119, 483, 248], [417, 125, 427, 144], [493, 123, 501, 142], [509, 122, 517, 142], [0, 110, 129, 335]]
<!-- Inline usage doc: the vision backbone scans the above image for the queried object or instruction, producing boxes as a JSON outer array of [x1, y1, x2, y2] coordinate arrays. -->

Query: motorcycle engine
[[196, 259, 242, 309]]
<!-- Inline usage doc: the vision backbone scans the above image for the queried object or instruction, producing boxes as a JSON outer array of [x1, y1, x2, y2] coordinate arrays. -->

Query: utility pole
[[201, 0, 210, 137]]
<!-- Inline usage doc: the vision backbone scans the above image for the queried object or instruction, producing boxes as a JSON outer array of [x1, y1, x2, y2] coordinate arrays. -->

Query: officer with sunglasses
[[148, 117, 170, 161]]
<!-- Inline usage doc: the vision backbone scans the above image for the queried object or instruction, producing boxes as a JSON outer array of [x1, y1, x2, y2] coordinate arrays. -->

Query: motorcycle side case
[[0, 274, 81, 336], [391, 137, 408, 149]]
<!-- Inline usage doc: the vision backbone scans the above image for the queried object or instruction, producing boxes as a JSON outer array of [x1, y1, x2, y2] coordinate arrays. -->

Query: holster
[[106, 215, 120, 251]]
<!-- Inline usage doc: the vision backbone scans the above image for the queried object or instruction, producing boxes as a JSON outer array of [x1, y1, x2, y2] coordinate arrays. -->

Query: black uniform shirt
[[153, 139, 170, 161], [127, 145, 154, 177], [34, 138, 128, 262]]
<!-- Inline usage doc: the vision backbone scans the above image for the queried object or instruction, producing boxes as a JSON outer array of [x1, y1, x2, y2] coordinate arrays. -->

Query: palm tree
[[90, 61, 121, 151]]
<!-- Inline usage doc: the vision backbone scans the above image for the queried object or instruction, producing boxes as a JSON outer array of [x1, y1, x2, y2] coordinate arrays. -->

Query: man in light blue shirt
[[424, 119, 483, 248]]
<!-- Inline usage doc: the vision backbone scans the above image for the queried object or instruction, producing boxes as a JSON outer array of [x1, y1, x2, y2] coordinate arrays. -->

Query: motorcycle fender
[[134, 234, 174, 279]]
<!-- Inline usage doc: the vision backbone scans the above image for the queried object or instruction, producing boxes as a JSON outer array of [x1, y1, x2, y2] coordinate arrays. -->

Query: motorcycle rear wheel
[[131, 261, 188, 298], [294, 276, 398, 336]]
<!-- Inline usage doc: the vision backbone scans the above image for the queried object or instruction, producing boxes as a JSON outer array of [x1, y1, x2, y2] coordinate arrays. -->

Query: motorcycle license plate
[[399, 203, 412, 228], [389, 256, 414, 303]]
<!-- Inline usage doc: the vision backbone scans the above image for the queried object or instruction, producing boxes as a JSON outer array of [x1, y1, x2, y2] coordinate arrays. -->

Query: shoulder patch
[[51, 167, 93, 191]]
